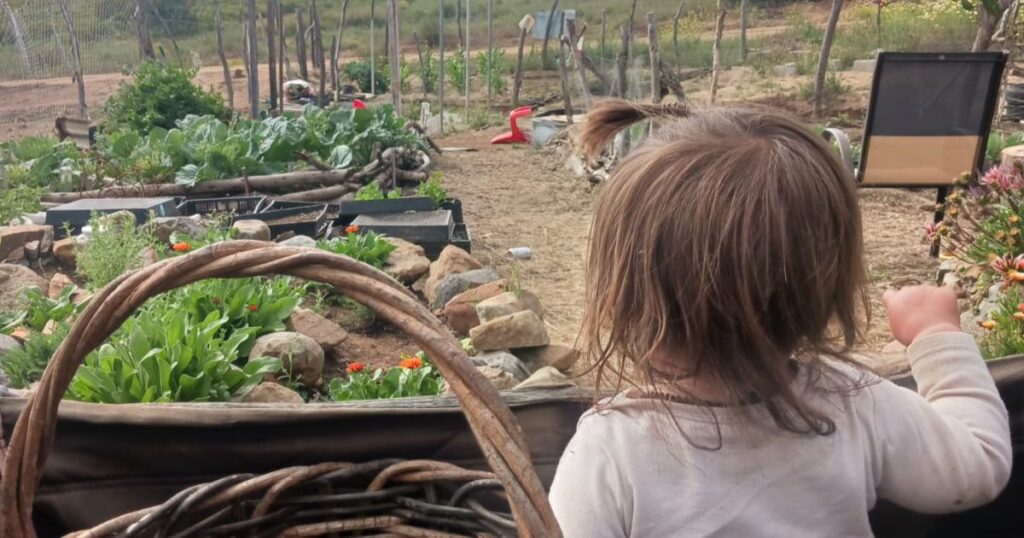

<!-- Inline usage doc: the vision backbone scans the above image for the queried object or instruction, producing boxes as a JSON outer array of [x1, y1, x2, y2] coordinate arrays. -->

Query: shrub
[[446, 49, 469, 94], [475, 49, 509, 94], [76, 212, 160, 291], [103, 61, 230, 133], [0, 324, 70, 389], [318, 228, 396, 268], [417, 45, 440, 94], [342, 58, 390, 94]]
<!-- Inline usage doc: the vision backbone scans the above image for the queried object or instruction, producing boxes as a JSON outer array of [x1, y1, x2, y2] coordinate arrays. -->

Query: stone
[[48, 273, 75, 299], [249, 332, 325, 387], [0, 224, 54, 261], [9, 327, 30, 343], [96, 210, 137, 231], [424, 245, 483, 304], [0, 333, 22, 355], [5, 247, 25, 263], [470, 310, 549, 351], [242, 382, 305, 404], [852, 58, 877, 73], [0, 264, 49, 312], [440, 281, 507, 336], [475, 290, 543, 324], [514, 344, 580, 373], [286, 308, 349, 361], [42, 319, 56, 336], [278, 235, 317, 248], [475, 365, 517, 391], [430, 268, 501, 310], [772, 63, 797, 77], [384, 237, 431, 284], [232, 219, 272, 241], [138, 247, 159, 266], [148, 215, 207, 244], [513, 366, 574, 391], [24, 241, 40, 262], [470, 350, 531, 382], [53, 238, 77, 267]]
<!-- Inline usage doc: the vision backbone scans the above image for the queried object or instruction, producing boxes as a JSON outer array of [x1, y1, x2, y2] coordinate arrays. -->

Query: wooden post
[[627, 0, 638, 59], [709, 1, 725, 105], [815, 0, 844, 117], [332, 0, 351, 102], [566, 19, 591, 109], [215, 1, 234, 110], [439, 0, 445, 135], [600, 9, 608, 74], [557, 12, 573, 124], [647, 12, 661, 104], [247, 0, 260, 118], [486, 0, 493, 111], [740, 0, 749, 61], [277, 4, 285, 108], [296, 8, 309, 80], [389, 0, 401, 113], [616, 24, 629, 98], [330, 35, 339, 99], [311, 0, 326, 103], [136, 0, 154, 59], [512, 14, 532, 107], [673, 1, 684, 67], [465, 0, 471, 114], [541, 0, 560, 70], [266, 0, 279, 114], [456, 0, 465, 48], [371, 0, 376, 95], [56, 0, 86, 118]]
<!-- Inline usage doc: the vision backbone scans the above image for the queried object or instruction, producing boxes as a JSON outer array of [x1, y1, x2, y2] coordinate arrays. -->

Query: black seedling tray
[[339, 196, 436, 218], [262, 205, 331, 239], [351, 210, 454, 244], [46, 197, 179, 236], [177, 196, 266, 216]]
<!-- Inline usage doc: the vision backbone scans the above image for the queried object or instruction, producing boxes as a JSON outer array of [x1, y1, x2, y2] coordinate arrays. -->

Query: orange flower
[[171, 242, 192, 252], [399, 356, 423, 369], [980, 319, 998, 330], [347, 362, 366, 374], [1013, 312, 1024, 321], [345, 225, 359, 235], [247, 304, 259, 312]]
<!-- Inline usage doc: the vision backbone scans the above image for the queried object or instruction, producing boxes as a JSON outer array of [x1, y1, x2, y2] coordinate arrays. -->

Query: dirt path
[[435, 128, 937, 355]]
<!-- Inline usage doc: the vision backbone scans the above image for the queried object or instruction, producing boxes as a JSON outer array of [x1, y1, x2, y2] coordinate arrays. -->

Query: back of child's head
[[579, 100, 869, 436]]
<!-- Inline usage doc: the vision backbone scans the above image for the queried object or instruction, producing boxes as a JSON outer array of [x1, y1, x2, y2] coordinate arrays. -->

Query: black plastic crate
[[177, 196, 266, 216]]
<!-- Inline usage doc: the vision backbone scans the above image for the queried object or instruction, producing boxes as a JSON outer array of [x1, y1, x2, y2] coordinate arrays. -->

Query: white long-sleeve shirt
[[549, 332, 1012, 537]]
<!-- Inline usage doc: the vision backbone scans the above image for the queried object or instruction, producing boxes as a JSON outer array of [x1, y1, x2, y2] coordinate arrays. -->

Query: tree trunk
[[541, 0, 560, 70], [740, 0, 749, 61], [973, 1, 1012, 51], [136, 0, 154, 59], [57, 0, 86, 118], [266, 0, 279, 114], [246, 0, 260, 118], [814, 0, 844, 118], [709, 2, 725, 105], [215, 1, 234, 110], [296, 8, 309, 80], [512, 15, 531, 107]]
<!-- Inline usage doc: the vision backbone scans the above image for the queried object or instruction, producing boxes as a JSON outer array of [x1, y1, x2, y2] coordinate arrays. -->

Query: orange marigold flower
[[347, 362, 366, 374], [399, 356, 423, 369], [171, 242, 192, 252], [980, 319, 998, 330], [345, 225, 359, 234], [247, 304, 259, 312], [1014, 312, 1024, 321]]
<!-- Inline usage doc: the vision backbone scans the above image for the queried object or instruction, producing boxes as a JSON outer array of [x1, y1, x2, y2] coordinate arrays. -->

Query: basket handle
[[0, 241, 560, 538]]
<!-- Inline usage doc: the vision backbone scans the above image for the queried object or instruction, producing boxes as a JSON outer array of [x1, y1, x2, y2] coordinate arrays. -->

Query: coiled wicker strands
[[0, 241, 561, 537]]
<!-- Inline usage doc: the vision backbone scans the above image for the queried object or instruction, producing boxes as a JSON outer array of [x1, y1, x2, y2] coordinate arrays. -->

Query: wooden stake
[[456, 0, 465, 48], [215, 1, 234, 110], [247, 0, 260, 118], [332, 0, 351, 102], [600, 9, 607, 74], [389, 0, 402, 113], [57, 0, 86, 118], [465, 0, 471, 114], [541, 0, 560, 70], [557, 12, 573, 124], [566, 18, 591, 109], [815, 0, 844, 117], [371, 0, 376, 95], [266, 0, 279, 113], [486, 0, 493, 111], [311, 0, 326, 103], [709, 2, 725, 105], [512, 14, 531, 107], [296, 8, 309, 80], [439, 0, 446, 135], [673, 1, 684, 67], [740, 0, 749, 61], [616, 24, 629, 98], [136, 0, 154, 59], [647, 12, 661, 104], [627, 0, 638, 58], [277, 4, 285, 108]]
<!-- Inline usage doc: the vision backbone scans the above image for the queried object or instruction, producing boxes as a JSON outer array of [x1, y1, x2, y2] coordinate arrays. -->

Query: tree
[[972, 0, 1014, 51], [814, 0, 844, 118]]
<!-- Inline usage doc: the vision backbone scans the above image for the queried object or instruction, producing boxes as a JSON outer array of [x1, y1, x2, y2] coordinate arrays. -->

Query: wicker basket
[[0, 241, 561, 537]]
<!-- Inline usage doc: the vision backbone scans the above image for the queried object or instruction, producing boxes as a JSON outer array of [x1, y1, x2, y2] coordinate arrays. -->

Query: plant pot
[[439, 198, 464, 224]]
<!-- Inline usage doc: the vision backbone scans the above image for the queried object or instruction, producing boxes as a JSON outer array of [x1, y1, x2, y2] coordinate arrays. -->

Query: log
[[275, 182, 362, 201], [215, 1, 234, 110]]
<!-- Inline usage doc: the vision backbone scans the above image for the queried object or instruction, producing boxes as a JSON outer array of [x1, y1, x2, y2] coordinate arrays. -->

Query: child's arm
[[549, 417, 630, 537], [872, 286, 1012, 513]]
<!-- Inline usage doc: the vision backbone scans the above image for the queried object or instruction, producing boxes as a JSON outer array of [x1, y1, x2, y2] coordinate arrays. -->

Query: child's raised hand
[[882, 285, 962, 346]]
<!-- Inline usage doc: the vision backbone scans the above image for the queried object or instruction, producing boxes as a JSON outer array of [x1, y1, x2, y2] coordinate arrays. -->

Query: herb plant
[[416, 172, 448, 207], [22, 285, 84, 331], [0, 323, 70, 389], [318, 229, 396, 269], [76, 213, 159, 291]]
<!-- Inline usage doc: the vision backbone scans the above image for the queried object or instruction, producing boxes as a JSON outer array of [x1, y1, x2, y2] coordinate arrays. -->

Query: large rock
[[384, 237, 431, 284], [249, 332, 325, 387], [424, 246, 482, 304], [0, 334, 22, 355], [470, 350, 531, 381], [0, 224, 53, 261], [48, 273, 75, 299], [286, 308, 349, 361], [441, 280, 506, 336], [470, 310, 549, 351], [53, 238, 77, 267], [278, 235, 317, 248], [242, 382, 304, 404], [232, 219, 272, 241], [514, 344, 580, 373], [430, 268, 501, 310], [474, 365, 517, 391], [476, 290, 543, 324], [0, 264, 49, 312], [148, 215, 207, 244]]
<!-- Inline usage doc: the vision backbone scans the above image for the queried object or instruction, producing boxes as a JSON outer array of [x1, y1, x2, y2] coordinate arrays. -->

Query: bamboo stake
[[332, 0, 351, 102], [266, 0, 279, 113], [57, 0, 86, 118], [296, 8, 309, 80], [647, 12, 661, 104], [512, 14, 532, 107], [709, 1, 725, 105], [541, 0, 559, 70], [557, 12, 573, 125], [215, 1, 234, 110], [247, 0, 260, 118], [389, 0, 402, 113]]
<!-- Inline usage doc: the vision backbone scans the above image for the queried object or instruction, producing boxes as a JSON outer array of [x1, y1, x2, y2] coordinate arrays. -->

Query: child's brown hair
[[579, 100, 870, 437]]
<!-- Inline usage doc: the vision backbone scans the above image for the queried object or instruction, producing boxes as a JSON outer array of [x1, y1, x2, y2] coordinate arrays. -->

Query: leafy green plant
[[416, 172, 448, 207], [329, 353, 442, 401], [417, 45, 440, 94], [0, 324, 70, 389], [22, 285, 84, 331], [0, 312, 24, 335], [67, 308, 281, 404], [0, 185, 43, 225], [475, 49, 509, 94], [103, 61, 230, 133], [318, 230, 396, 269], [77, 212, 159, 290], [987, 131, 1024, 165], [354, 182, 400, 201], [446, 49, 469, 94], [979, 287, 1024, 359], [343, 58, 390, 94]]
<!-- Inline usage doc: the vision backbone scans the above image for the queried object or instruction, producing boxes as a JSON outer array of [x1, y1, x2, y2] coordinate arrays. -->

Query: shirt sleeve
[[549, 414, 631, 538], [869, 332, 1012, 513]]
